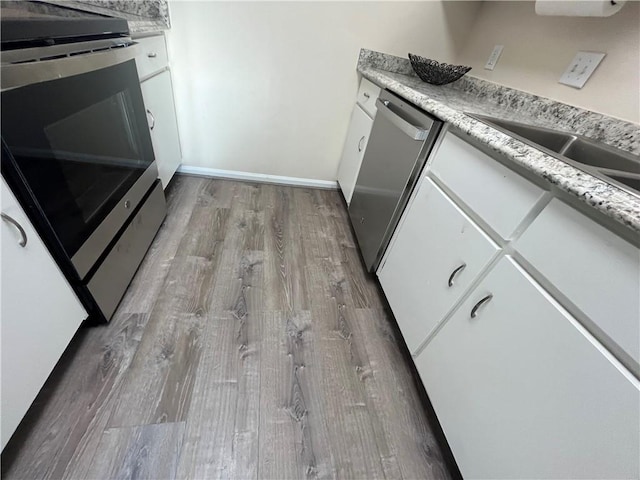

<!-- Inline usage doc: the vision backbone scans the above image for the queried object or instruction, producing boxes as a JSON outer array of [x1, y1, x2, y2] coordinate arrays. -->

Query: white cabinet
[[516, 198, 640, 372], [135, 33, 182, 189], [377, 126, 639, 479], [337, 104, 373, 205], [140, 70, 182, 189], [337, 77, 380, 205], [430, 132, 546, 240], [415, 256, 640, 479], [134, 35, 169, 81], [1, 179, 87, 449], [378, 177, 498, 353], [355, 77, 381, 118]]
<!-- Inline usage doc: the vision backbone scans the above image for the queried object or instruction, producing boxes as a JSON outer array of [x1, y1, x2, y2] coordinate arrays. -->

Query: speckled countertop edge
[[357, 52, 640, 234]]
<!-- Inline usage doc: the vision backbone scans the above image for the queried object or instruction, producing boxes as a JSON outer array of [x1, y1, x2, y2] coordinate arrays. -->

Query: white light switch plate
[[485, 45, 504, 70], [559, 51, 606, 89]]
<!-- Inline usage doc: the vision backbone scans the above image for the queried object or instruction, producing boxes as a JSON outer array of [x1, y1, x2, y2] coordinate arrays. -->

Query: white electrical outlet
[[484, 45, 504, 71], [559, 51, 606, 89]]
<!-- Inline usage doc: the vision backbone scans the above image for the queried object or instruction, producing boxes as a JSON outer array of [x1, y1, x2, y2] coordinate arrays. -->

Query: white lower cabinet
[[140, 70, 182, 189], [337, 104, 373, 205], [378, 177, 498, 353], [1, 179, 87, 449], [415, 256, 640, 479]]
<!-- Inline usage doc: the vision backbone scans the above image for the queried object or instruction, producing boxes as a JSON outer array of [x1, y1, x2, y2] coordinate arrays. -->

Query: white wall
[[455, 1, 640, 123], [166, 1, 480, 181]]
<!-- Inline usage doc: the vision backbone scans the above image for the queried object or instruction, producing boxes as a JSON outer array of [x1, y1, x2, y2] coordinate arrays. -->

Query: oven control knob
[[124, 200, 131, 209]]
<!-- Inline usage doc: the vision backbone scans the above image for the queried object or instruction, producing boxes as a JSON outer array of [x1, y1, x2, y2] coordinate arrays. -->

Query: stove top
[[1, 1, 129, 50]]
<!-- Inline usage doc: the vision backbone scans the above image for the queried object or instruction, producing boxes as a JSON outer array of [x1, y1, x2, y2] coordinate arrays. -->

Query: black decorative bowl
[[408, 53, 471, 86]]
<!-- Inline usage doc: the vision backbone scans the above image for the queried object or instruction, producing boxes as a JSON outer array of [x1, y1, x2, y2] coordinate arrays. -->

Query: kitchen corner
[[356, 48, 640, 236]]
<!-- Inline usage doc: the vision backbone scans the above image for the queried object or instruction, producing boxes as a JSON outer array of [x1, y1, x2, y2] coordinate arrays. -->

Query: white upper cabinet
[[1, 179, 87, 450], [515, 198, 640, 372], [430, 132, 546, 240], [378, 177, 499, 353], [415, 256, 640, 479]]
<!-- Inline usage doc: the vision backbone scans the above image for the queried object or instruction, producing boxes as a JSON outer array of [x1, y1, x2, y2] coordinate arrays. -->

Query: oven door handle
[[1, 43, 140, 92]]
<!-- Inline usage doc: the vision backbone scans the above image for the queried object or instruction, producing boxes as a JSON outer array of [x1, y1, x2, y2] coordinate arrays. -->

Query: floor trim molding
[[177, 165, 338, 190]]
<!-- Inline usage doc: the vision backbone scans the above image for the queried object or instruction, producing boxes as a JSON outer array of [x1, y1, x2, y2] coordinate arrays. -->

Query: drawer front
[[356, 77, 381, 118], [134, 35, 168, 80], [378, 178, 499, 354], [516, 198, 640, 369], [430, 132, 546, 240]]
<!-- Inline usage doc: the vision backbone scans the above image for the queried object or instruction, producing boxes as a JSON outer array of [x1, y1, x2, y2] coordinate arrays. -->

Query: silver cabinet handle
[[363, 92, 370, 99], [146, 109, 155, 130], [147, 52, 158, 58], [358, 135, 366, 152], [471, 294, 493, 318], [1, 213, 27, 247], [447, 263, 466, 287], [375, 98, 428, 141]]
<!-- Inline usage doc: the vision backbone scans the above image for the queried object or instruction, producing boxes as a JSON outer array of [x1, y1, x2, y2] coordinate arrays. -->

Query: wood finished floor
[[2, 176, 452, 480]]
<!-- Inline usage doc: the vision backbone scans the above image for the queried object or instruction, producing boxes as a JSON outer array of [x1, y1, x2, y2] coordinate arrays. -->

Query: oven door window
[[1, 59, 154, 258]]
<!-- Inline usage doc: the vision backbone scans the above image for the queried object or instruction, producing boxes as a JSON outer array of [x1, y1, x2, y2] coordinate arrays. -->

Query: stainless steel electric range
[[1, 11, 167, 322]]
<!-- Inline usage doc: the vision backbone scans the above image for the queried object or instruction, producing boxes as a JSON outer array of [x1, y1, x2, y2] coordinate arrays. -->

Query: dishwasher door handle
[[376, 98, 428, 141]]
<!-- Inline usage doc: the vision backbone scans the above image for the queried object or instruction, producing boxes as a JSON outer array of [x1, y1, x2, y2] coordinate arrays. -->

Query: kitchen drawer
[[430, 132, 546, 240], [515, 198, 640, 370], [356, 77, 381, 118], [378, 178, 499, 354], [134, 34, 168, 80]]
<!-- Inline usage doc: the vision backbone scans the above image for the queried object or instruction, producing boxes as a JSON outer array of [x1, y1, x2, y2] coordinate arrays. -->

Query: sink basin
[[468, 113, 640, 196], [560, 138, 640, 174], [475, 115, 575, 153]]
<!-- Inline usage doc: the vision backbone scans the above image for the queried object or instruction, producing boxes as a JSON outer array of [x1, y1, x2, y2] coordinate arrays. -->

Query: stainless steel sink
[[560, 138, 640, 174], [468, 113, 640, 196], [478, 116, 576, 153]]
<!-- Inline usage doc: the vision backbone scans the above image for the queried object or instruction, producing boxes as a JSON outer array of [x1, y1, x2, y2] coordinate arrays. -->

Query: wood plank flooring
[[1, 176, 453, 480]]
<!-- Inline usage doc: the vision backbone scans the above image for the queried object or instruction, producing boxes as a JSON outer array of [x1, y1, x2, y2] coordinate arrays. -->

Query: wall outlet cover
[[485, 45, 504, 71], [559, 51, 606, 89]]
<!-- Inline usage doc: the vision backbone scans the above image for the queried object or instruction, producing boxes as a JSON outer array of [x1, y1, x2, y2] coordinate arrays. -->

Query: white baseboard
[[177, 165, 338, 190]]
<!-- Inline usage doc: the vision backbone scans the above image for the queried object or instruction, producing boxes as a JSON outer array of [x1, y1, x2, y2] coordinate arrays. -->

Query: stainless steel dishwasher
[[349, 89, 442, 272]]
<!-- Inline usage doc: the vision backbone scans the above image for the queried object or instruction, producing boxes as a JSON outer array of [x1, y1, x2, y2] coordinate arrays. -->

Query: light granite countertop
[[358, 49, 640, 235]]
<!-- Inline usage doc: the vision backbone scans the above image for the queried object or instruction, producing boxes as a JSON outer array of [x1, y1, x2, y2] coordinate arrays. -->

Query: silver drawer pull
[[447, 263, 466, 287], [363, 92, 370, 99], [146, 109, 156, 130], [358, 135, 366, 152], [147, 52, 158, 58], [1, 213, 27, 247], [471, 294, 493, 318]]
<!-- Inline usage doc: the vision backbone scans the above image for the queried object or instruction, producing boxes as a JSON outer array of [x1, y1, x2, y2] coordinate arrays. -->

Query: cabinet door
[[516, 198, 640, 370], [337, 104, 373, 205], [140, 70, 182, 189], [415, 256, 640, 479], [378, 177, 498, 354], [1, 179, 87, 449]]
